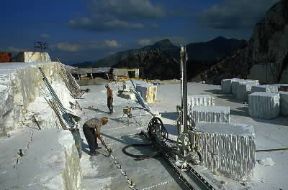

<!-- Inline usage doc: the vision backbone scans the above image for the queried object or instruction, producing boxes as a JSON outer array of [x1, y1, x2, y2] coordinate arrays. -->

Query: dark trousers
[[83, 124, 98, 154], [107, 97, 113, 113]]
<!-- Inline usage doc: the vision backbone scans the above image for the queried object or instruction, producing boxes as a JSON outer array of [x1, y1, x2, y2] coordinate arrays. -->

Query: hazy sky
[[0, 0, 279, 64]]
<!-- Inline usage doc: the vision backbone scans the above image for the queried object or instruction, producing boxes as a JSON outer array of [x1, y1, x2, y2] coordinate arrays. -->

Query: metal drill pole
[[180, 49, 184, 116], [180, 46, 188, 133]]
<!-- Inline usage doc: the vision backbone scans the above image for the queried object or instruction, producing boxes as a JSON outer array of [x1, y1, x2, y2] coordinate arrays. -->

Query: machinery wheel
[[147, 117, 168, 141]]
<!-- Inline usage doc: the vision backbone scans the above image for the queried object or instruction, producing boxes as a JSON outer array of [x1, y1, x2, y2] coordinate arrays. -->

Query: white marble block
[[272, 84, 288, 91], [248, 92, 280, 119], [190, 123, 256, 181], [136, 83, 157, 103], [280, 92, 288, 116], [231, 78, 245, 96], [236, 80, 259, 101], [251, 85, 278, 93], [221, 79, 233, 94], [189, 106, 230, 123], [188, 95, 215, 109]]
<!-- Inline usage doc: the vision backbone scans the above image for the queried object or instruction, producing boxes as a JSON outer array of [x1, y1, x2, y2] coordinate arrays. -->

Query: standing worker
[[82, 117, 111, 155], [105, 84, 114, 114]]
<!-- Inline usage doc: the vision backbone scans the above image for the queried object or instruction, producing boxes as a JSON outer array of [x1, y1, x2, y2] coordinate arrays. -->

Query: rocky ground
[[77, 81, 288, 190]]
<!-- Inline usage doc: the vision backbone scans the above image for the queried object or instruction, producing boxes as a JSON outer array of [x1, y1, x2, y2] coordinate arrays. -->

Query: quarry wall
[[0, 62, 72, 134], [0, 62, 82, 190]]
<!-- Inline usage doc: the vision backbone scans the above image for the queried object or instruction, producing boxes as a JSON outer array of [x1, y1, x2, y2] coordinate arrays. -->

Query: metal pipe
[[180, 46, 188, 133], [180, 49, 184, 113]]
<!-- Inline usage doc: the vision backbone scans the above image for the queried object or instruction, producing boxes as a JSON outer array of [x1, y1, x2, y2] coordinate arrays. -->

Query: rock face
[[203, 0, 288, 84], [0, 62, 78, 135], [0, 62, 82, 190]]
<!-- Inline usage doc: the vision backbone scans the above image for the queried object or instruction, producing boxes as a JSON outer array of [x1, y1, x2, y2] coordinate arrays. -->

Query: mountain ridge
[[73, 36, 246, 73]]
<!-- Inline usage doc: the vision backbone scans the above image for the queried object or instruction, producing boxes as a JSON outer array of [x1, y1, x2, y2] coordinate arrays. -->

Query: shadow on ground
[[204, 89, 246, 104], [161, 112, 178, 120], [118, 133, 192, 189], [252, 116, 288, 127], [164, 124, 178, 136], [230, 106, 249, 117]]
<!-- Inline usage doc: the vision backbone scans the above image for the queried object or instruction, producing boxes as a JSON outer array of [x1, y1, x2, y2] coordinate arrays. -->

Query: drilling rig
[[144, 46, 216, 190]]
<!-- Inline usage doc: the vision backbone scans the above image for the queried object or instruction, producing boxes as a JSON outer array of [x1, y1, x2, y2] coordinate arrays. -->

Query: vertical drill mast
[[180, 46, 188, 133]]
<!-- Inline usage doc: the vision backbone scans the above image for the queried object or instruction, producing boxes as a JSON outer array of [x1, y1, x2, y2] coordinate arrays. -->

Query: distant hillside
[[202, 0, 288, 84], [74, 37, 246, 80], [73, 39, 178, 68], [186, 36, 246, 62]]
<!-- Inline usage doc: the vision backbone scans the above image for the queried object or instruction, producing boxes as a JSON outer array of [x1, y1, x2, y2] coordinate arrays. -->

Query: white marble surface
[[251, 85, 279, 93], [190, 105, 230, 123], [192, 123, 255, 181], [248, 92, 280, 119]]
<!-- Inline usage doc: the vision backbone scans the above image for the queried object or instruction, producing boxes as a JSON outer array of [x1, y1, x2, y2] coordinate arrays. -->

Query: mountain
[[202, 0, 288, 84], [74, 37, 246, 80], [187, 36, 246, 62]]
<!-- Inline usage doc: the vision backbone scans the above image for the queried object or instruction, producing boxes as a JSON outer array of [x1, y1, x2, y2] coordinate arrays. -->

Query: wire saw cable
[[256, 147, 288, 152]]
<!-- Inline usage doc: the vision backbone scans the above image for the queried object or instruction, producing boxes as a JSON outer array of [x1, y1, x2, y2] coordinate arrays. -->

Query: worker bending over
[[82, 117, 111, 155]]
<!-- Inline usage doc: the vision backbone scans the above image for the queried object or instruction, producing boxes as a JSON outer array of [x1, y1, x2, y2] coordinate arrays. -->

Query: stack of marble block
[[190, 123, 256, 180], [221, 78, 259, 101], [221, 78, 285, 119], [188, 95, 230, 123]]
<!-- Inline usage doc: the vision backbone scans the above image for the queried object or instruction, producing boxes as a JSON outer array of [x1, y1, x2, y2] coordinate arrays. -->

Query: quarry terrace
[[1, 56, 288, 190]]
